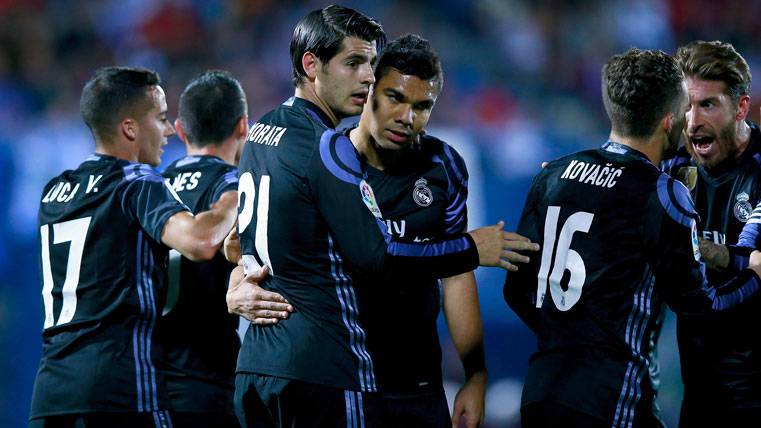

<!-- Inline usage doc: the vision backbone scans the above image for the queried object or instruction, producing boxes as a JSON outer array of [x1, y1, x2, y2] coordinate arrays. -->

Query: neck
[[349, 124, 385, 170], [608, 130, 664, 165], [295, 84, 339, 127], [95, 139, 138, 163], [186, 140, 237, 165], [734, 120, 752, 158]]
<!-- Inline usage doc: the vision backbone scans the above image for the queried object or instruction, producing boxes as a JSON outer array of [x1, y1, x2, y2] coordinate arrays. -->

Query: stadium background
[[1, 0, 759, 426]]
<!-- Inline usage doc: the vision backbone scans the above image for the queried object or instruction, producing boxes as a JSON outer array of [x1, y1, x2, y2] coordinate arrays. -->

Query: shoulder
[[316, 129, 364, 185], [655, 172, 698, 227], [421, 133, 468, 183], [122, 163, 164, 183], [662, 146, 693, 173]]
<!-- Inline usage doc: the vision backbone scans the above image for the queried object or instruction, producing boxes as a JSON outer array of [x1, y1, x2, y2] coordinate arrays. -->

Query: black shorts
[[170, 412, 239, 428], [29, 411, 173, 428], [377, 387, 450, 428], [680, 389, 761, 428], [522, 401, 665, 428], [234, 373, 383, 428]]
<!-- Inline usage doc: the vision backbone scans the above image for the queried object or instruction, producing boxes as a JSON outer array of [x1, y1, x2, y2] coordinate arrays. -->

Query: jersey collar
[[288, 96, 335, 129], [602, 141, 651, 164]]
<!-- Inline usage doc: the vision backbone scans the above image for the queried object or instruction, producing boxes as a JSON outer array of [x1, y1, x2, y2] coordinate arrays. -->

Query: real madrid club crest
[[413, 178, 433, 207], [677, 166, 698, 191], [734, 192, 752, 222], [359, 179, 383, 218]]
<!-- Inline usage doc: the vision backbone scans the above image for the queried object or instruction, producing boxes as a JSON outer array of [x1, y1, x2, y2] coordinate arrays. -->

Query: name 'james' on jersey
[[31, 154, 189, 419]]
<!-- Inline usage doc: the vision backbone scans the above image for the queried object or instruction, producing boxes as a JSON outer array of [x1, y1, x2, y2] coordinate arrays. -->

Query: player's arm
[[310, 133, 530, 280], [696, 200, 761, 272], [161, 190, 238, 261], [444, 271, 486, 428], [123, 168, 235, 261], [654, 178, 761, 313]]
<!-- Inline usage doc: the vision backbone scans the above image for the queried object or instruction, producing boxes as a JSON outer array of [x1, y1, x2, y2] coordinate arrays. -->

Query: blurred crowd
[[2, 0, 760, 426]]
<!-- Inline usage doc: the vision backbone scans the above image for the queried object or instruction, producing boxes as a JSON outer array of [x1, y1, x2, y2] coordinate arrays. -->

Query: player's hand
[[451, 370, 486, 428], [224, 228, 241, 264], [748, 250, 761, 278], [226, 265, 294, 325], [698, 238, 729, 270], [468, 221, 540, 271]]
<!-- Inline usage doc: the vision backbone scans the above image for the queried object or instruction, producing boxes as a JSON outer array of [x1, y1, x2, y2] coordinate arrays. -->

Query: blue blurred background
[[2, 0, 760, 426]]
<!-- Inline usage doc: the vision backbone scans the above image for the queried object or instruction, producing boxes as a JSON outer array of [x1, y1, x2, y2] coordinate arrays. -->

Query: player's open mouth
[[690, 135, 714, 156]]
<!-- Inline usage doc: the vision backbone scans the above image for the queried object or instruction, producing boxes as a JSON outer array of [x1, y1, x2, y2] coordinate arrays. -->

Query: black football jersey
[[504, 142, 760, 426], [355, 133, 470, 393], [158, 155, 239, 414], [664, 121, 761, 409], [30, 154, 189, 418], [235, 97, 479, 392]]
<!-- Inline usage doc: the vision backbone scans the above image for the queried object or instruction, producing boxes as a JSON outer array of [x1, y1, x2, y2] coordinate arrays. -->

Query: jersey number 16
[[536, 206, 594, 311]]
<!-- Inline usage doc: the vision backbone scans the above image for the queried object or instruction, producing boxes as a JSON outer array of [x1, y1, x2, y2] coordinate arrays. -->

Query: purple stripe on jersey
[[223, 169, 239, 184], [442, 144, 467, 189], [143, 242, 159, 410], [175, 156, 202, 168], [387, 236, 471, 257], [356, 391, 365, 428], [133, 232, 147, 411], [329, 236, 376, 392], [614, 265, 655, 427], [656, 174, 695, 228], [431, 147, 468, 235], [738, 205, 761, 247], [319, 131, 363, 185], [711, 275, 760, 311], [138, 239, 153, 410], [344, 391, 355, 428], [753, 153, 761, 168], [124, 164, 162, 182]]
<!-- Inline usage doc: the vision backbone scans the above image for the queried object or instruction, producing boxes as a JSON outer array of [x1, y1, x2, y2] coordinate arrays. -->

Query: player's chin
[[342, 103, 364, 117]]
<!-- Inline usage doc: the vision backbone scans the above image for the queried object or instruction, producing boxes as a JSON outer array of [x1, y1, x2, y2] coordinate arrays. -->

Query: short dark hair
[[374, 34, 443, 92], [290, 4, 386, 87], [80, 66, 160, 141], [178, 70, 247, 147], [602, 48, 685, 138], [676, 40, 751, 102]]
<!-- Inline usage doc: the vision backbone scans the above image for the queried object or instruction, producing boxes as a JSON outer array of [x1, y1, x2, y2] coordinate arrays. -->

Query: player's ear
[[736, 94, 750, 121], [663, 112, 674, 135], [174, 119, 188, 144], [235, 115, 249, 140], [302, 52, 319, 81], [120, 118, 137, 141]]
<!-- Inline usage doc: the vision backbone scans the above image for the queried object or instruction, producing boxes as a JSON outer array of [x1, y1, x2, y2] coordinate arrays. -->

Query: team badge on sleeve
[[360, 179, 383, 218], [691, 219, 701, 261], [734, 192, 752, 222], [412, 178, 433, 207], [677, 166, 698, 191]]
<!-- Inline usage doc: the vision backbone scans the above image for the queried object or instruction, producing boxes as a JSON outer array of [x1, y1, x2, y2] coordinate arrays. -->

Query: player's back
[[158, 155, 240, 414], [31, 154, 185, 418], [237, 97, 380, 392], [505, 142, 679, 425]]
